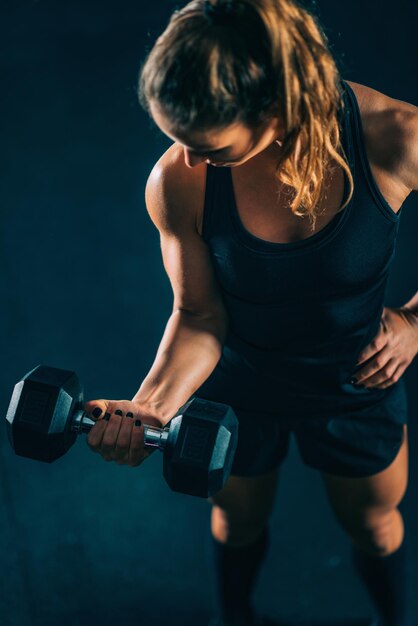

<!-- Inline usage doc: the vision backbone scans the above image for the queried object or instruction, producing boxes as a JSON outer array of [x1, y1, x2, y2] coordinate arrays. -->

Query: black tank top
[[195, 80, 406, 419]]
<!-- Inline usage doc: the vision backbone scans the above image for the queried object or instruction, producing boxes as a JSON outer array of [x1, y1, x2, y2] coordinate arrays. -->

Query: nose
[[184, 148, 206, 168]]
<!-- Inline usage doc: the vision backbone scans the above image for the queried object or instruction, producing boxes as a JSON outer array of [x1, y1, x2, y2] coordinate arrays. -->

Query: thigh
[[209, 467, 279, 527], [321, 424, 408, 530]]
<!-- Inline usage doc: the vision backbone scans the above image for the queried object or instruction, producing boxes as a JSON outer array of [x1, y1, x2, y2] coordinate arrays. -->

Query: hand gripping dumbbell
[[5, 365, 239, 498]]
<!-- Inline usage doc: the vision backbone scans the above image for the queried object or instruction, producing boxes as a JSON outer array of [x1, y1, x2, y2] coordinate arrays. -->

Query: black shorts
[[198, 378, 409, 479]]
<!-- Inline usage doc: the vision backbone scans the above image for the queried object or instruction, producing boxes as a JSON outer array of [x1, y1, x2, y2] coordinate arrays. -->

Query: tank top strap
[[202, 159, 234, 242], [342, 80, 401, 222]]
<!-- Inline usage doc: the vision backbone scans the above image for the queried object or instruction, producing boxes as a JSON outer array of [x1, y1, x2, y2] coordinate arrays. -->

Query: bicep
[[145, 154, 229, 321], [159, 230, 229, 320]]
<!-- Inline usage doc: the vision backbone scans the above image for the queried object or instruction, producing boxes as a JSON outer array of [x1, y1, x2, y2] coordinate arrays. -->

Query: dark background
[[1, 1, 417, 625]]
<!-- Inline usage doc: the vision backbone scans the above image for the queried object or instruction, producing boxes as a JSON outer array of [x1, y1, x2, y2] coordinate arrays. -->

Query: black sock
[[351, 537, 407, 626], [211, 525, 270, 625]]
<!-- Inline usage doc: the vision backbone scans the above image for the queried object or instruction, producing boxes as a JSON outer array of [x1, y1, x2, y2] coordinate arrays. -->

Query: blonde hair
[[138, 0, 354, 230]]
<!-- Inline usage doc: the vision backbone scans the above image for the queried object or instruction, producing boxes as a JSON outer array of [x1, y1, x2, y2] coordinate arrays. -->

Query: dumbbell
[[5, 365, 239, 498]]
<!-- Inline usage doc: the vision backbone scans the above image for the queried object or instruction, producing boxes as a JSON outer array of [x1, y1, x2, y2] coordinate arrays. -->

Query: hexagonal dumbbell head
[[6, 365, 83, 462], [163, 397, 239, 498]]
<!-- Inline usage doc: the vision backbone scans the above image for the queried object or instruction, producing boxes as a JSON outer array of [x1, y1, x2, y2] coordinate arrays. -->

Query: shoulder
[[145, 142, 207, 234], [345, 79, 418, 192]]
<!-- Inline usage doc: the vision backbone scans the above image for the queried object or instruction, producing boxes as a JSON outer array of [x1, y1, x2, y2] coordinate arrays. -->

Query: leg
[[209, 467, 279, 546], [208, 468, 279, 625], [321, 424, 409, 625]]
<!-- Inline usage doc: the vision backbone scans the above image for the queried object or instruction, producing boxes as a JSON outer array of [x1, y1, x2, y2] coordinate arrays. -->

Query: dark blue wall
[[1, 2, 417, 625]]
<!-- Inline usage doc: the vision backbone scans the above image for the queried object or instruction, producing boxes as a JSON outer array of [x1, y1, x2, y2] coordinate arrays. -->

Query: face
[[150, 101, 285, 168]]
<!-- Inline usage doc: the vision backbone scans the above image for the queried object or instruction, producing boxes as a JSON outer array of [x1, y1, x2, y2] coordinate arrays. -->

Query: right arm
[[132, 147, 230, 425]]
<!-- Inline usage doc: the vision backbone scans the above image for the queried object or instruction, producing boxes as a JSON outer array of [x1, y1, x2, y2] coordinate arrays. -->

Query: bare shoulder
[[346, 80, 417, 113], [345, 79, 418, 191], [145, 142, 207, 234], [144, 143, 228, 322]]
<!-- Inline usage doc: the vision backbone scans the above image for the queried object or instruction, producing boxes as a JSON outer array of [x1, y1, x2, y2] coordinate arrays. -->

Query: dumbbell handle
[[72, 410, 170, 451]]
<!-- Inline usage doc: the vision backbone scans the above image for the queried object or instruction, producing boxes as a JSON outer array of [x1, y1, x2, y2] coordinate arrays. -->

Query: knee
[[210, 505, 268, 547], [348, 508, 404, 556]]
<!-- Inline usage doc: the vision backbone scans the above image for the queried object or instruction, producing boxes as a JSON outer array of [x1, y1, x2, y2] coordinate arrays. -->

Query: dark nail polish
[[104, 412, 111, 421], [92, 407, 102, 418], [115, 409, 123, 416], [134, 420, 142, 427], [126, 412, 134, 418], [350, 377, 357, 385]]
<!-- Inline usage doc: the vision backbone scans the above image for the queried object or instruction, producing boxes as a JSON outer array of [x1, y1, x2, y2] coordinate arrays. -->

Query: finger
[[372, 362, 405, 389], [114, 412, 135, 461], [353, 345, 392, 385], [83, 399, 110, 422], [128, 419, 146, 467], [115, 452, 130, 465], [356, 326, 387, 366], [101, 411, 124, 460], [87, 417, 108, 452], [361, 357, 398, 388]]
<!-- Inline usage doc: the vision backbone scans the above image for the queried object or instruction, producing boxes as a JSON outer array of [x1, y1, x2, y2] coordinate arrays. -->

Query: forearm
[[132, 309, 228, 425]]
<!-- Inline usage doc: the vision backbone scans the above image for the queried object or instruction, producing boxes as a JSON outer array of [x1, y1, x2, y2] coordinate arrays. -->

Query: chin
[[211, 160, 244, 168]]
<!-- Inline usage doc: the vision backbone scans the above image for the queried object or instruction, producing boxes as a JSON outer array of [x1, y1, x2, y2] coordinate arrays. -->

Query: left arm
[[353, 110, 418, 389], [395, 109, 418, 319]]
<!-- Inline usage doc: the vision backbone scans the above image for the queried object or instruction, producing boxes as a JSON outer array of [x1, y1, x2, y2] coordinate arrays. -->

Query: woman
[[85, 0, 418, 624]]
